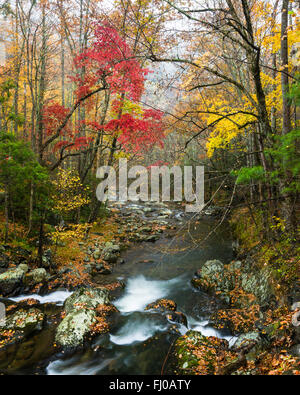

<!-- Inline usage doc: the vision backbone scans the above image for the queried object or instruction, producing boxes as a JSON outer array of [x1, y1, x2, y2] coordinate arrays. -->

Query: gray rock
[[146, 234, 159, 242], [192, 259, 274, 308], [4, 308, 44, 334], [159, 209, 172, 216], [24, 268, 49, 286], [55, 287, 111, 349], [0, 264, 28, 296], [55, 308, 96, 349], [192, 260, 233, 302], [233, 331, 262, 349], [143, 207, 154, 213], [240, 268, 273, 307], [41, 248, 53, 269], [102, 242, 120, 263], [64, 287, 110, 314]]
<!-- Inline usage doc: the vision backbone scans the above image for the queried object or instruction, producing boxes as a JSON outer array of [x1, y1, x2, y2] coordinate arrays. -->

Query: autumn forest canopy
[[0, 0, 299, 376]]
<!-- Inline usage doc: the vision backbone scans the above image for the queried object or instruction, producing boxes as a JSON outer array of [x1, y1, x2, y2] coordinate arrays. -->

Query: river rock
[[159, 209, 172, 216], [145, 234, 159, 242], [55, 287, 113, 349], [24, 268, 50, 287], [143, 207, 155, 213], [240, 268, 273, 307], [192, 259, 274, 308], [64, 287, 110, 314], [0, 264, 28, 296], [55, 309, 96, 349], [102, 242, 120, 263], [203, 206, 223, 217], [192, 260, 233, 304], [166, 311, 188, 327], [145, 299, 188, 327], [145, 299, 177, 312], [4, 308, 44, 335]]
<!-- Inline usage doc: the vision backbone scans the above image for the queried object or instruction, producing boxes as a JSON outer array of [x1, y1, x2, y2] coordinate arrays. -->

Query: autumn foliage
[[43, 23, 164, 156]]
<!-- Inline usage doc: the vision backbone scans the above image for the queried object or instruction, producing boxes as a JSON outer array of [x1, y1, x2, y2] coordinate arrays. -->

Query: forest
[[0, 0, 299, 376]]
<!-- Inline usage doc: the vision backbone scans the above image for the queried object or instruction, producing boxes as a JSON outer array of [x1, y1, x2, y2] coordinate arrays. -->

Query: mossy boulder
[[24, 268, 50, 287], [0, 264, 28, 296], [55, 309, 96, 349], [55, 287, 116, 349], [191, 260, 233, 304], [232, 331, 267, 360], [240, 268, 273, 307], [192, 259, 274, 308], [63, 287, 110, 314]]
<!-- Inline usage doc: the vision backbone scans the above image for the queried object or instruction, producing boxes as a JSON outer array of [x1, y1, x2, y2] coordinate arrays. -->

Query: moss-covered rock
[[4, 308, 44, 334], [64, 287, 110, 314], [55, 287, 116, 349], [240, 268, 273, 307], [55, 308, 96, 349], [173, 330, 234, 375], [192, 259, 274, 308], [191, 260, 233, 304], [24, 268, 50, 287], [0, 264, 28, 296]]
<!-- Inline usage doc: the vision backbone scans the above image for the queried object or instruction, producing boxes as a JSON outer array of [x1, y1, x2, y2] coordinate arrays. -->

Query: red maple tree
[[42, 22, 164, 163]]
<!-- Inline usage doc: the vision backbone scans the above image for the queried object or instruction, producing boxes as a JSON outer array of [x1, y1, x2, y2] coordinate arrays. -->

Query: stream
[[47, 204, 236, 375], [2, 202, 237, 375]]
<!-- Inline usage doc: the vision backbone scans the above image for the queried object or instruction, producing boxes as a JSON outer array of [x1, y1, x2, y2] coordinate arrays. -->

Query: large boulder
[[192, 260, 233, 304], [55, 308, 96, 349], [55, 287, 116, 349], [192, 259, 274, 308], [64, 287, 110, 314], [240, 268, 273, 307], [0, 264, 28, 296]]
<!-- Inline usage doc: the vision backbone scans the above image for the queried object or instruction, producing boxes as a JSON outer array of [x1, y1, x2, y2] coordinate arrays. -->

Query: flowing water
[[45, 209, 236, 375]]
